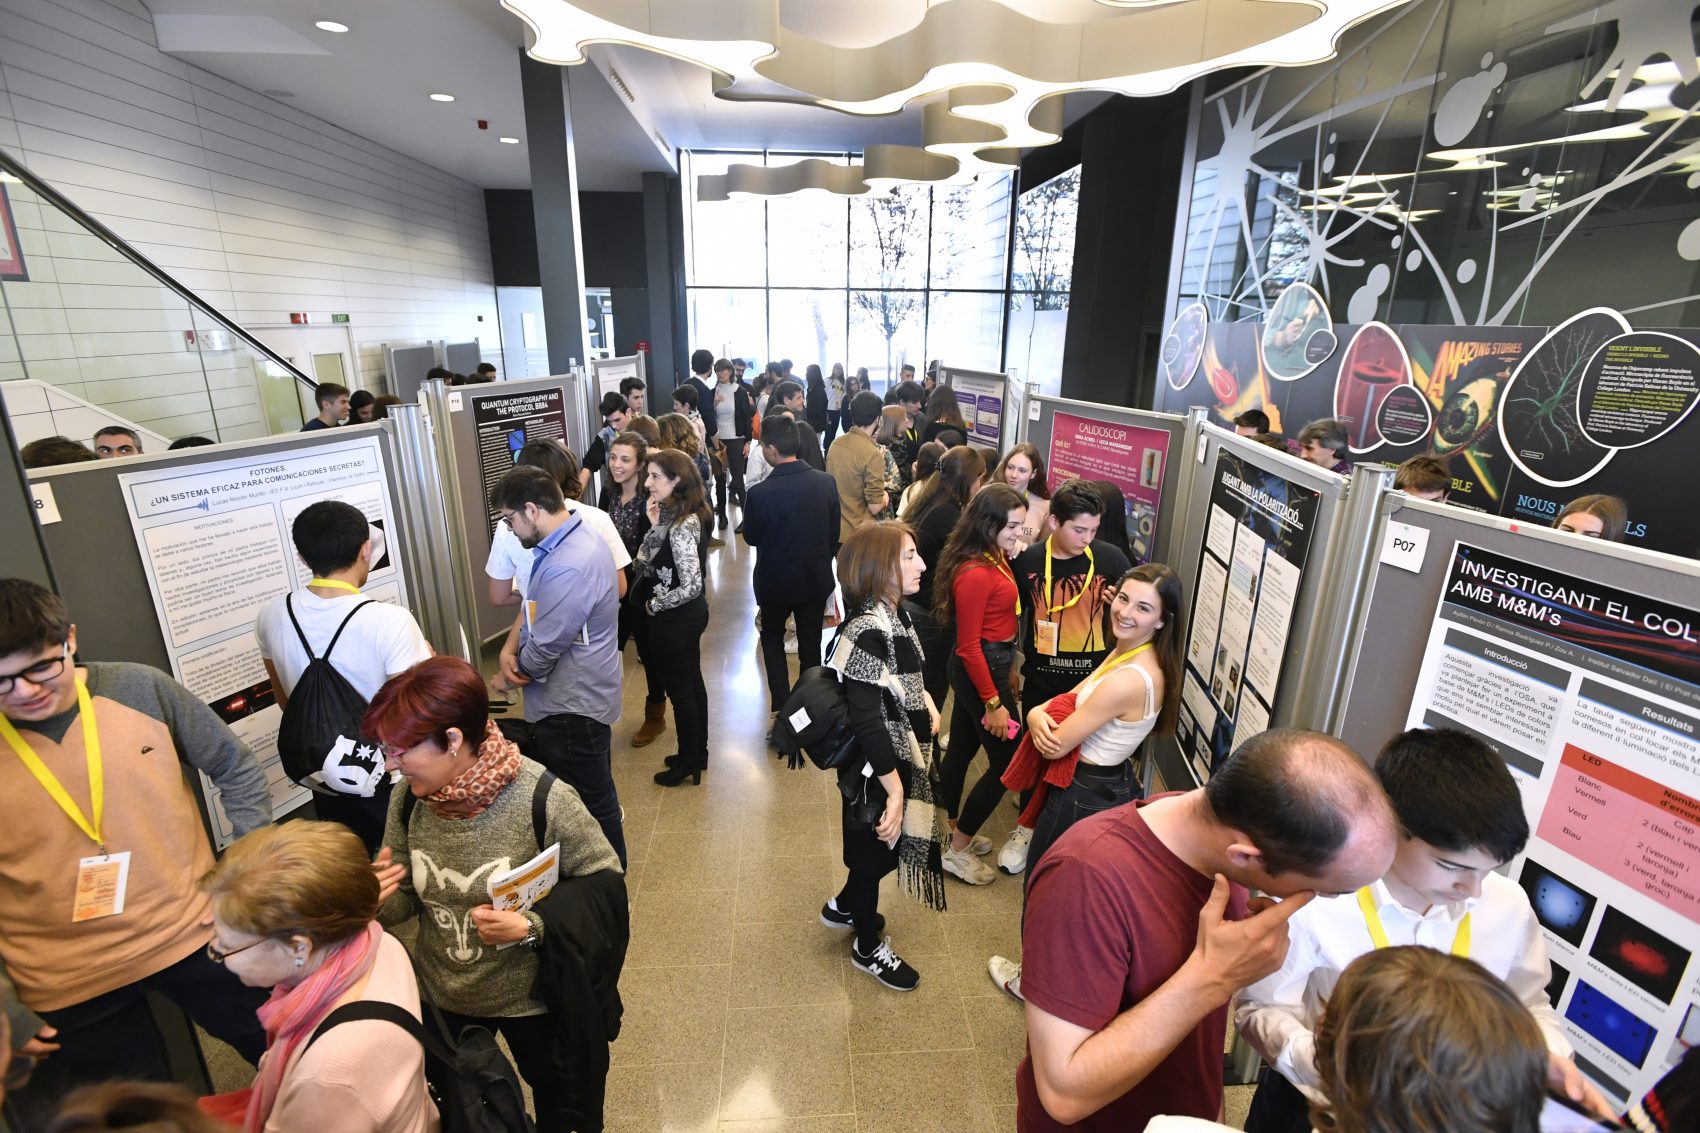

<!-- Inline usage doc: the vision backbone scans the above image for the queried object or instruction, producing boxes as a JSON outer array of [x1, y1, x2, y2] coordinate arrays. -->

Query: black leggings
[[905, 600, 952, 714], [647, 601, 710, 764], [941, 643, 1020, 836], [623, 600, 664, 704], [839, 800, 898, 951], [438, 1008, 587, 1130]]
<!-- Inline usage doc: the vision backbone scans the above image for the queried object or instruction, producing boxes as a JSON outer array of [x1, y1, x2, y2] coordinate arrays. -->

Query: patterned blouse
[[602, 484, 650, 557]]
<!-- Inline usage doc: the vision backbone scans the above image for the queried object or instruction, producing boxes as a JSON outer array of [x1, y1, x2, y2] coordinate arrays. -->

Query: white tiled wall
[[0, 0, 500, 441], [2, 377, 171, 449]]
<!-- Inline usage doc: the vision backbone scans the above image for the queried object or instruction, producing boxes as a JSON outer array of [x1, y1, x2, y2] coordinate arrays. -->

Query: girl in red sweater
[[933, 482, 1028, 885]]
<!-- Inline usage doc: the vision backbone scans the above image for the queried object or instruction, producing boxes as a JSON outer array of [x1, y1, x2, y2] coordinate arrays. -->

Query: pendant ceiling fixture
[[503, 0, 1416, 198]]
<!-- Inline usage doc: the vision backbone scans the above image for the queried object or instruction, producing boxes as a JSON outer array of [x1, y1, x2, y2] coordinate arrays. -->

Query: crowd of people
[[0, 350, 1688, 1133]]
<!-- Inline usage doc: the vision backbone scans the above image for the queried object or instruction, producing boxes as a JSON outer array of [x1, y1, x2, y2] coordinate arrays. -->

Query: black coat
[[685, 373, 717, 435], [742, 460, 840, 606], [531, 868, 630, 1133]]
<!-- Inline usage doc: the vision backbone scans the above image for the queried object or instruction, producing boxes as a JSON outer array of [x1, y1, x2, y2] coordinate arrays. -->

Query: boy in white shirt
[[1235, 726, 1610, 1131]]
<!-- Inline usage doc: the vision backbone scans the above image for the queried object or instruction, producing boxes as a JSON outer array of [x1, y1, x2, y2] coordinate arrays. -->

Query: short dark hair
[[900, 364, 916, 376], [773, 379, 803, 405], [690, 348, 713, 374], [1298, 417, 1347, 453], [1234, 409, 1271, 432], [313, 382, 350, 409], [599, 391, 628, 418], [475, 362, 497, 375], [425, 367, 455, 385], [1206, 728, 1378, 876], [516, 439, 578, 491], [291, 500, 370, 576], [891, 380, 925, 407], [672, 384, 699, 409], [1394, 455, 1451, 496], [169, 436, 216, 450], [20, 437, 97, 468], [760, 413, 801, 457], [714, 357, 733, 377], [1048, 479, 1105, 523], [619, 377, 645, 397], [93, 426, 140, 446], [0, 578, 71, 657], [848, 390, 884, 427], [489, 465, 565, 515], [1376, 728, 1529, 862]]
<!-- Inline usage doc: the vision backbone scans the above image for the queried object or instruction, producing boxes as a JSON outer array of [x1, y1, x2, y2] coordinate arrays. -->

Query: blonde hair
[[200, 821, 378, 945], [878, 404, 908, 444]]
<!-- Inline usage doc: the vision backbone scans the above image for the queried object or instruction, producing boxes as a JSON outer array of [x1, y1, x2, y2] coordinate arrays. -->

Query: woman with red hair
[[365, 657, 620, 1129]]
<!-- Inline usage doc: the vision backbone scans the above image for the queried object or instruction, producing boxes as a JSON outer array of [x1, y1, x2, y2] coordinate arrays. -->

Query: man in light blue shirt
[[491, 465, 625, 863]]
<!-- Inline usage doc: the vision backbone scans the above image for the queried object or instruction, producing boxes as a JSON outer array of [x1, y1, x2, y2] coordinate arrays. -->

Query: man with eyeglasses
[[0, 579, 271, 1120], [487, 466, 626, 865]]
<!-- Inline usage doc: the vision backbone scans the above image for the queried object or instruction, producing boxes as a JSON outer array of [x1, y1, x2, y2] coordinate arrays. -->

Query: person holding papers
[[368, 656, 619, 1131], [1234, 726, 1612, 1132]]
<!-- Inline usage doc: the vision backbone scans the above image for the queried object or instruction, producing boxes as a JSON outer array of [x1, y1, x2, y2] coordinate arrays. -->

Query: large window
[[684, 152, 1012, 391], [1004, 165, 1081, 396]]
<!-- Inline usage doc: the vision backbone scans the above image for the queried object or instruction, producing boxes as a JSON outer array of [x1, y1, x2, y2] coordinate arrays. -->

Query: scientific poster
[[594, 356, 640, 401], [1404, 541, 1700, 1103], [1178, 450, 1320, 778], [1046, 411, 1170, 563], [117, 435, 411, 846], [471, 387, 566, 527], [949, 370, 1007, 451]]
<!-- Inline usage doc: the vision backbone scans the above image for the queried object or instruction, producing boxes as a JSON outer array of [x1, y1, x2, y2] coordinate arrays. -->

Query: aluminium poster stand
[[26, 423, 434, 847], [1018, 391, 1194, 569], [385, 342, 440, 403], [939, 364, 1011, 452], [1331, 497, 1700, 1105]]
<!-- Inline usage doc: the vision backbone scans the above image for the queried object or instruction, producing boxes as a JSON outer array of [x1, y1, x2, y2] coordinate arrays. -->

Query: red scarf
[[423, 719, 521, 819], [199, 921, 383, 1131], [1000, 694, 1080, 827]]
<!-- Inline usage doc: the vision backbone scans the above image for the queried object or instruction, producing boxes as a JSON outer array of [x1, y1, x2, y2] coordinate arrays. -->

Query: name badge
[[73, 851, 131, 922], [1034, 619, 1059, 657]]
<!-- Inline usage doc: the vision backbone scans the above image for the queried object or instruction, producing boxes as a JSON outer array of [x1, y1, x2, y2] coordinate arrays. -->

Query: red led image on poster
[[1047, 410, 1170, 564], [0, 185, 27, 282], [1333, 322, 1415, 453]]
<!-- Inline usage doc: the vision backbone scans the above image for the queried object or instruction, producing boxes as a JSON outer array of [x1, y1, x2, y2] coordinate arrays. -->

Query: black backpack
[[275, 595, 385, 795], [306, 999, 536, 1133], [771, 627, 905, 773]]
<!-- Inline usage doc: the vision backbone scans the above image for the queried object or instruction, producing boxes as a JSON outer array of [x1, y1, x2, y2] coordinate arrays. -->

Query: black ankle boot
[[654, 761, 704, 787]]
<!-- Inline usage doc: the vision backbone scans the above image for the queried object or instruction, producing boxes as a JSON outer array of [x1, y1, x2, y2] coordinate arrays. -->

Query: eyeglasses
[[206, 936, 271, 964], [0, 643, 69, 696]]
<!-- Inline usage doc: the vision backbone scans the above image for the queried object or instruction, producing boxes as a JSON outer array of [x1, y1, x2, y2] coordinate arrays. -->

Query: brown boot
[[632, 699, 667, 747]]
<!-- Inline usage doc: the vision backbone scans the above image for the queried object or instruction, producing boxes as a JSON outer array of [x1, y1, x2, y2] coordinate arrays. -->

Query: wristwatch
[[983, 695, 1003, 712], [522, 924, 541, 949]]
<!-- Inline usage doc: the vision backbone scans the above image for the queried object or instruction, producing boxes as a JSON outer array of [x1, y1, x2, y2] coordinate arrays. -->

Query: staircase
[[0, 149, 316, 448]]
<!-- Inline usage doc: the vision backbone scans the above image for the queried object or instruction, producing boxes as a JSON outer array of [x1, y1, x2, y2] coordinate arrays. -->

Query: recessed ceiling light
[[499, 137, 520, 144], [314, 20, 349, 33], [429, 92, 455, 102]]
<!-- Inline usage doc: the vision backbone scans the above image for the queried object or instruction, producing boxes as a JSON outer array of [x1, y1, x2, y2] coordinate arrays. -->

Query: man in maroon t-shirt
[[1017, 728, 1398, 1131]]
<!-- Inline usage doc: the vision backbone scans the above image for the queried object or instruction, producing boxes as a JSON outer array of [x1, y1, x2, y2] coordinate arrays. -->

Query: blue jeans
[[530, 713, 626, 867]]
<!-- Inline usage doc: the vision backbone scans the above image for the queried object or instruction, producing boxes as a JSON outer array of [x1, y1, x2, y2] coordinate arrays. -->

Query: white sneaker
[[942, 844, 996, 885], [965, 833, 994, 856], [936, 732, 949, 753], [998, 826, 1032, 874], [988, 955, 1024, 1002]]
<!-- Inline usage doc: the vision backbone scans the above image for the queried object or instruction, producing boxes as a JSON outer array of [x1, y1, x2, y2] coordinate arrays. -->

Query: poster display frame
[[25, 423, 433, 845], [939, 364, 1011, 452], [1017, 392, 1195, 571], [1155, 422, 1354, 792]]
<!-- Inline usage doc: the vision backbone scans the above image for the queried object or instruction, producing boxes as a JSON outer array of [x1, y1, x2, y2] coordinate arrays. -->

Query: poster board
[[441, 375, 579, 642], [385, 343, 439, 403], [1337, 505, 1700, 1105], [1157, 425, 1349, 791], [591, 353, 643, 402], [1020, 395, 1190, 568], [28, 425, 424, 847], [940, 365, 1009, 451], [443, 340, 482, 376]]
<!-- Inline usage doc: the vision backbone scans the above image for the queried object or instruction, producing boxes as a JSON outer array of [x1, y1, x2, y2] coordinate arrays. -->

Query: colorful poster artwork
[[1260, 283, 1335, 380], [1405, 542, 1700, 1104], [1332, 322, 1415, 453], [1046, 411, 1170, 563], [1161, 302, 1209, 390]]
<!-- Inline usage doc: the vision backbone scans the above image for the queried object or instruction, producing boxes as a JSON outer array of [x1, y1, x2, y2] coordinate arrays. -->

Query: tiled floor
[[207, 519, 1256, 1131]]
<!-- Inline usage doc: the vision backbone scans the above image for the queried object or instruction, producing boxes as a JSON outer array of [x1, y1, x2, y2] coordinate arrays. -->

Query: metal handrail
[[0, 147, 315, 389]]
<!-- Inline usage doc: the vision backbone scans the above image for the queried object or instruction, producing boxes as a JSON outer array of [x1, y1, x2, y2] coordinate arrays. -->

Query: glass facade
[[683, 152, 1014, 390], [1004, 165, 1081, 395]]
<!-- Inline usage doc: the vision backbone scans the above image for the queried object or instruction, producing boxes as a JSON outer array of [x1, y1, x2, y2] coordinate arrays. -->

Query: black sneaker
[[819, 899, 884, 936], [851, 936, 920, 992]]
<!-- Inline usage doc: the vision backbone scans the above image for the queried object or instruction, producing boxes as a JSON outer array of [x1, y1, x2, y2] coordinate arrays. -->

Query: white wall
[[0, 0, 500, 440]]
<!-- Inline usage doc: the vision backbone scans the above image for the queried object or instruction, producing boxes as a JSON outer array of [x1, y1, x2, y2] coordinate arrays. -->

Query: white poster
[[117, 436, 411, 845], [594, 357, 640, 401], [949, 370, 1008, 451], [1405, 541, 1700, 1104]]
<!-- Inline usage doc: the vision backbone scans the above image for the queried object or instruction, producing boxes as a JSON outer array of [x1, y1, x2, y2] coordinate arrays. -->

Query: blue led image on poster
[[1519, 857, 1598, 948], [1566, 981, 1656, 1067]]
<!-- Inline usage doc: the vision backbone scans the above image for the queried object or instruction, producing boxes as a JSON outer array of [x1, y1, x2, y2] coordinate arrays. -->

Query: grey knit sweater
[[378, 757, 621, 1017]]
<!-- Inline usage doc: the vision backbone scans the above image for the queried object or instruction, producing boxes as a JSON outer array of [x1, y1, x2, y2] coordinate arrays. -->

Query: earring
[[293, 956, 304, 968]]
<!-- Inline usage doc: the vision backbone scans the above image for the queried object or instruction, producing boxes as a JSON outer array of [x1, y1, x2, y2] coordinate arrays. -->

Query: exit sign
[[331, 313, 350, 323]]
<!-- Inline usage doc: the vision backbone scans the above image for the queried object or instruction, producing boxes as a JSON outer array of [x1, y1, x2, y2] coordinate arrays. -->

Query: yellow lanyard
[[986, 554, 1022, 617], [309, 578, 361, 594], [1357, 887, 1470, 955], [1042, 538, 1095, 615], [1092, 641, 1152, 680], [1, 677, 105, 851]]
